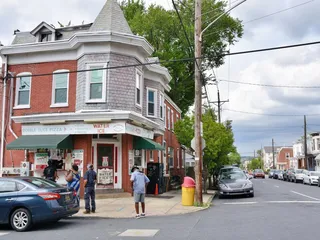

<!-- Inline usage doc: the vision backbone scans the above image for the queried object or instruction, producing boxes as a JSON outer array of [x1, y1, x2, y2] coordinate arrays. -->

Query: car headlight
[[244, 182, 253, 188]]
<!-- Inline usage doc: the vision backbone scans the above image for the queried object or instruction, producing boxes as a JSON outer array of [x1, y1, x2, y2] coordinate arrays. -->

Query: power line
[[224, 108, 320, 117], [219, 79, 320, 89], [2, 40, 320, 80], [244, 0, 315, 25]]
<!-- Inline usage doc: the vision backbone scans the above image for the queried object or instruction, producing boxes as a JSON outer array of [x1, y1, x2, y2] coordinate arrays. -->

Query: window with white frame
[[149, 150, 154, 162], [285, 153, 290, 159], [171, 109, 174, 130], [177, 148, 180, 168], [147, 88, 157, 117], [168, 147, 174, 168], [134, 150, 145, 168], [135, 70, 142, 106], [52, 70, 69, 106], [159, 93, 164, 119], [86, 65, 106, 102], [167, 107, 171, 130], [164, 104, 167, 128], [16, 73, 31, 107]]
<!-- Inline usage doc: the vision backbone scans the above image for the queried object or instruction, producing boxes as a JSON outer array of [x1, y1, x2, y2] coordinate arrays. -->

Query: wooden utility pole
[[304, 115, 308, 170], [210, 89, 229, 123], [194, 0, 203, 204], [272, 138, 275, 169]]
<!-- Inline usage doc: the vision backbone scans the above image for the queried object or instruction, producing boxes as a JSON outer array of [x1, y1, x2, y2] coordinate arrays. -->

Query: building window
[[136, 70, 142, 106], [168, 147, 174, 168], [86, 65, 106, 102], [159, 93, 164, 119], [167, 107, 171, 130], [147, 88, 157, 117], [40, 33, 51, 42], [285, 153, 290, 159], [164, 104, 167, 128], [15, 73, 31, 108], [177, 148, 180, 168], [51, 70, 69, 107], [134, 150, 145, 168], [171, 109, 174, 130], [149, 151, 154, 162]]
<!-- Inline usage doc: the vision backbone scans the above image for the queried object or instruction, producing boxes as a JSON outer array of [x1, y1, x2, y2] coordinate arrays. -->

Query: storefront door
[[96, 144, 115, 188]]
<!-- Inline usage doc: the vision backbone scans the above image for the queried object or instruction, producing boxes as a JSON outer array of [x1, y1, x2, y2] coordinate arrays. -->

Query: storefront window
[[97, 144, 114, 169], [134, 150, 143, 167], [168, 147, 174, 168]]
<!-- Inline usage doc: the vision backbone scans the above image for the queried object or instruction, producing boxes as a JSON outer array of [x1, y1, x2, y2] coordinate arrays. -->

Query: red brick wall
[[8, 60, 77, 116], [277, 148, 293, 169]]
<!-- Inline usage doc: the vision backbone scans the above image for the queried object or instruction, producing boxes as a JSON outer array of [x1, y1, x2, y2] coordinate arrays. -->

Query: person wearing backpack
[[83, 164, 97, 214], [43, 159, 58, 182], [65, 164, 81, 204]]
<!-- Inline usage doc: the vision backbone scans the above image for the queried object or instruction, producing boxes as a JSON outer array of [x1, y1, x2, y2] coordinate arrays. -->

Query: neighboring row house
[[0, 0, 184, 194]]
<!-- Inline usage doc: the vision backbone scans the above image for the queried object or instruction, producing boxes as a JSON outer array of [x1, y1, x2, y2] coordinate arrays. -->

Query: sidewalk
[[75, 190, 216, 219]]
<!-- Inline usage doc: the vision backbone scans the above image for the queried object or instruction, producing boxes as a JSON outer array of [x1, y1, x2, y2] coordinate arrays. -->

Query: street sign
[[191, 137, 206, 151]]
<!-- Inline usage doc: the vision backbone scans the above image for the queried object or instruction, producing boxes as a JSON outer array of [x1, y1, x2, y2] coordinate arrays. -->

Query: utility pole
[[194, 0, 203, 204], [304, 115, 308, 170], [272, 138, 275, 169], [210, 89, 229, 123]]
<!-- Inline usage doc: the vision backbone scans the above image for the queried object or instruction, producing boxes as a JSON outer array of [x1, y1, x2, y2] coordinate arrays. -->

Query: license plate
[[65, 195, 71, 202]]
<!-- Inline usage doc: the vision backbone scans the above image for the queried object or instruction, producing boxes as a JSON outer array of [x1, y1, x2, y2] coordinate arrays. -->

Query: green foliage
[[121, 0, 243, 114], [247, 158, 264, 171]]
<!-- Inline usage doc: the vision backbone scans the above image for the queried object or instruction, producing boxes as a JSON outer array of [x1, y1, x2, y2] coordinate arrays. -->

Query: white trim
[[149, 150, 154, 162], [86, 63, 107, 103], [15, 72, 32, 108], [171, 109, 174, 131], [51, 69, 69, 107], [164, 103, 167, 129], [167, 107, 171, 130], [135, 69, 143, 108], [177, 148, 180, 169], [146, 87, 157, 118]]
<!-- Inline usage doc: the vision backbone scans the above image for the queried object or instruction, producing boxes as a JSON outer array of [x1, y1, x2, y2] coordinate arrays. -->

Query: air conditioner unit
[[20, 162, 30, 176]]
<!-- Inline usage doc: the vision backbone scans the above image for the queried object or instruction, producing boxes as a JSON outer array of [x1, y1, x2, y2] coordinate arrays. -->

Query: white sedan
[[303, 171, 320, 185]]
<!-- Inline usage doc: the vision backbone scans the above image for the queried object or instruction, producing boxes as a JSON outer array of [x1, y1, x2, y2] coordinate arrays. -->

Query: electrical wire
[[1, 40, 320, 80], [224, 108, 320, 117], [219, 79, 320, 89]]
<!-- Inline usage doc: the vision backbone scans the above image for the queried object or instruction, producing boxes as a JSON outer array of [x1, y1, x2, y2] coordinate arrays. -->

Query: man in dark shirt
[[83, 164, 97, 214]]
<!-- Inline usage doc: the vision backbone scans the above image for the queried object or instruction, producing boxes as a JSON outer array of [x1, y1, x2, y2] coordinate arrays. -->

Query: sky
[[1, 0, 320, 156]]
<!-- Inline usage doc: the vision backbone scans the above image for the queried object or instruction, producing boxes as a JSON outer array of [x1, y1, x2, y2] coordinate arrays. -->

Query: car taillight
[[38, 192, 61, 201]]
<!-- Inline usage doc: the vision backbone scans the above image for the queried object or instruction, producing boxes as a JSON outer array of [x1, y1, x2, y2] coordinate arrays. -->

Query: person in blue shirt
[[83, 164, 97, 214], [65, 164, 80, 204], [130, 166, 150, 219]]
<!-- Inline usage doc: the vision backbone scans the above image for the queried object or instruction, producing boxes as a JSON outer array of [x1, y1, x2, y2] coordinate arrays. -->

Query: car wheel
[[10, 208, 32, 232], [309, 180, 312, 186], [249, 193, 254, 198], [218, 194, 224, 199], [294, 178, 297, 183]]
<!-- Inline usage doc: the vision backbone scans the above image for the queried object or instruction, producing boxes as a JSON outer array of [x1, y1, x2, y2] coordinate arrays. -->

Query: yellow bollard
[[181, 186, 195, 206]]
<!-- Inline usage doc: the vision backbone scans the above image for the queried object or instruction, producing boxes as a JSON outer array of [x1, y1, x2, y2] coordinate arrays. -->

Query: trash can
[[181, 177, 196, 206]]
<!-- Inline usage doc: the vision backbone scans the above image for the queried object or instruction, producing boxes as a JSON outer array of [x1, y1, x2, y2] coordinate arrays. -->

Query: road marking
[[0, 232, 9, 237], [274, 185, 279, 188], [267, 200, 320, 203], [291, 191, 320, 201], [118, 229, 159, 237], [223, 202, 257, 205]]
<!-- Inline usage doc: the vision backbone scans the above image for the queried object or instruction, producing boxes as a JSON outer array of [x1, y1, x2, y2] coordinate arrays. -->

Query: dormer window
[[30, 21, 56, 42], [40, 33, 51, 42]]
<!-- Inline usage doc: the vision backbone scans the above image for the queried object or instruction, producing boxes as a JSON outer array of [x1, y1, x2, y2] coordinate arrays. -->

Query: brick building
[[276, 147, 293, 170], [0, 0, 184, 194]]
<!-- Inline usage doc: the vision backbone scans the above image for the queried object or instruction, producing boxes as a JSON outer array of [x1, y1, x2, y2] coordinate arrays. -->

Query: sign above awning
[[6, 135, 73, 150]]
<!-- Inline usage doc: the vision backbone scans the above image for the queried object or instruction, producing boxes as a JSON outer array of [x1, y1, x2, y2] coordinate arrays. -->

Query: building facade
[[276, 147, 293, 170], [0, 0, 184, 194]]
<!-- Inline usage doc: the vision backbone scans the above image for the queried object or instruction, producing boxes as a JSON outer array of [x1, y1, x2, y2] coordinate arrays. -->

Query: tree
[[121, 0, 243, 114], [247, 158, 264, 171]]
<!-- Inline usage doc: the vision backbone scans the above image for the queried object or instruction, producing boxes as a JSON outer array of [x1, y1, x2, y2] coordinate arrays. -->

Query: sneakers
[[140, 213, 146, 218], [92, 210, 96, 213], [83, 210, 90, 214], [135, 214, 140, 219]]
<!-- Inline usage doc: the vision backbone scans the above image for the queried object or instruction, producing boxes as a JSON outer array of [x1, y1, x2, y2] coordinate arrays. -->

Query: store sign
[[22, 122, 154, 139], [34, 153, 49, 170], [22, 122, 126, 135], [125, 123, 154, 139], [72, 149, 84, 176], [98, 168, 113, 185]]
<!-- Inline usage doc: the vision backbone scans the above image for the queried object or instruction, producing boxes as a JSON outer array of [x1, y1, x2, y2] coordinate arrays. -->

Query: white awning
[[315, 154, 320, 161]]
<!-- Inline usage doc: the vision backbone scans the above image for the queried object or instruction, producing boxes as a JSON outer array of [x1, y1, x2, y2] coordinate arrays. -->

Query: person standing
[[83, 164, 97, 214], [65, 164, 81, 203], [130, 166, 150, 219], [43, 159, 58, 182]]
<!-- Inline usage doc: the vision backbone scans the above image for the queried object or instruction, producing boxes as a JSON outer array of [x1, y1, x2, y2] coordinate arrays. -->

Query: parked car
[[285, 168, 295, 182], [293, 169, 304, 183], [278, 171, 284, 180], [273, 170, 281, 179], [218, 170, 254, 198], [218, 166, 240, 180], [0, 177, 80, 232], [303, 171, 320, 185], [268, 169, 275, 178], [253, 169, 265, 178]]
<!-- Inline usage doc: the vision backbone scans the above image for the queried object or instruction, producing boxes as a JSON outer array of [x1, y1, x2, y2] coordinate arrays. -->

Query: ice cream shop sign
[[22, 122, 154, 139]]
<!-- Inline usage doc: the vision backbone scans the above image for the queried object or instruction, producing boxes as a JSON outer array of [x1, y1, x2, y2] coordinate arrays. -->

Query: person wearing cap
[[83, 164, 97, 214], [130, 165, 150, 219]]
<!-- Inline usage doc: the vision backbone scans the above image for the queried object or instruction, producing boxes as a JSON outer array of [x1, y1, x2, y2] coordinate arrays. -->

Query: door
[[97, 144, 114, 188], [0, 180, 17, 223]]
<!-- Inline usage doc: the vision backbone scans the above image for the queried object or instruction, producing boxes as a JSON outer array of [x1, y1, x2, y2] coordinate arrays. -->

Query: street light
[[199, 0, 247, 42]]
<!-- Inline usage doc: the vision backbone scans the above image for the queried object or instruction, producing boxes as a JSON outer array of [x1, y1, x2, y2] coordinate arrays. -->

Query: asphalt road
[[1, 178, 320, 240]]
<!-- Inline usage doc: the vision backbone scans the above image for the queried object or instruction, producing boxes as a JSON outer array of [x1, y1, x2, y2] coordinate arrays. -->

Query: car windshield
[[310, 172, 320, 177], [255, 169, 263, 173], [221, 171, 246, 180], [296, 169, 303, 173], [21, 178, 62, 189]]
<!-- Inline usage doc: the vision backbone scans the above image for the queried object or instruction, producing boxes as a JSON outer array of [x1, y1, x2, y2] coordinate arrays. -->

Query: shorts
[[134, 192, 145, 203]]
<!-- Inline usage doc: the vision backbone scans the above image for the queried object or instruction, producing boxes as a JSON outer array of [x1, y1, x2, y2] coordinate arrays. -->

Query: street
[[1, 178, 319, 240]]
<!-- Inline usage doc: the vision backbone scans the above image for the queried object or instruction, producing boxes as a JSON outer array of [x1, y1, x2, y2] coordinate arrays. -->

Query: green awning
[[133, 137, 164, 150], [6, 135, 73, 150]]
